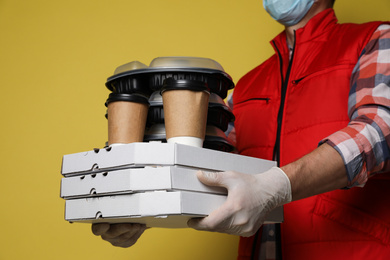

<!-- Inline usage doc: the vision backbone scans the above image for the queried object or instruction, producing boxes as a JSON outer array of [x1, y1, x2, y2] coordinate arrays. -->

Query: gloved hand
[[91, 223, 148, 248], [188, 167, 292, 237]]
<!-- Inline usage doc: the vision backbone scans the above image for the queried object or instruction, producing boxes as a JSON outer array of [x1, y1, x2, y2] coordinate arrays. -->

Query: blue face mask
[[263, 0, 314, 26]]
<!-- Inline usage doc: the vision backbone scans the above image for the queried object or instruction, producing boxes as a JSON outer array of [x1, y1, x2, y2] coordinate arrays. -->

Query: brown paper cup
[[107, 101, 148, 145], [162, 89, 210, 147]]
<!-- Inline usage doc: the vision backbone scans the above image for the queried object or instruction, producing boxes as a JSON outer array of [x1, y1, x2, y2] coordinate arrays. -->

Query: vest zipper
[[251, 34, 297, 260], [273, 32, 296, 166]]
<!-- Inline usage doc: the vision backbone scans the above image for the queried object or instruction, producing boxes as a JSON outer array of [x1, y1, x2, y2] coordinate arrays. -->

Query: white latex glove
[[188, 167, 292, 237]]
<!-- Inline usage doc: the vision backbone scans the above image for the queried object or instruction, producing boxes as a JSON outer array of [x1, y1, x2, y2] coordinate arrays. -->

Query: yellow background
[[0, 0, 388, 259]]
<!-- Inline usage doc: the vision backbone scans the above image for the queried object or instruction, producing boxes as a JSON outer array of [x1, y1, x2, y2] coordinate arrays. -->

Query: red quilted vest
[[233, 9, 389, 260]]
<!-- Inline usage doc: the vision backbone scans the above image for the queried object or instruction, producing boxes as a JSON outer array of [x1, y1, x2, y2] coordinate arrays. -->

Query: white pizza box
[[64, 191, 284, 228], [60, 166, 227, 199], [61, 142, 276, 177]]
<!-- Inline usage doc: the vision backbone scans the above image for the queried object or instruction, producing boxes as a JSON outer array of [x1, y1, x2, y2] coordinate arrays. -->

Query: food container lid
[[113, 61, 148, 75], [149, 56, 225, 71], [107, 57, 232, 79], [106, 57, 234, 99], [105, 61, 153, 97]]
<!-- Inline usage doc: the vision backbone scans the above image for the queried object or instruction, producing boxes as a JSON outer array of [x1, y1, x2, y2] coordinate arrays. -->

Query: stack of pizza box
[[60, 142, 283, 228]]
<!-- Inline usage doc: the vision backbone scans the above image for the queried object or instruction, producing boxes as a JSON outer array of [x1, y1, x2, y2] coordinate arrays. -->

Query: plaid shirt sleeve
[[323, 24, 390, 188]]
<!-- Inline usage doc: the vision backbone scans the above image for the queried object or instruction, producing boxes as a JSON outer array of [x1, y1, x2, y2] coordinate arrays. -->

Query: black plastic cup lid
[[105, 93, 150, 107], [160, 78, 210, 94]]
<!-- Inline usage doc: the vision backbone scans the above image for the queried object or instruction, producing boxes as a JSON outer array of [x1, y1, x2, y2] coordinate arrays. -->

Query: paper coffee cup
[[106, 93, 149, 145], [162, 79, 210, 147]]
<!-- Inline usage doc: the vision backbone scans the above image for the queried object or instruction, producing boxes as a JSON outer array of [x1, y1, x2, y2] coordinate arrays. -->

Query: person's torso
[[233, 9, 387, 260]]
